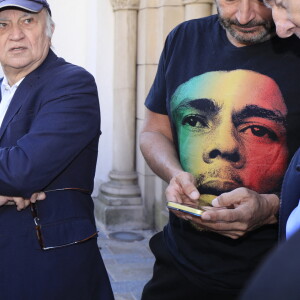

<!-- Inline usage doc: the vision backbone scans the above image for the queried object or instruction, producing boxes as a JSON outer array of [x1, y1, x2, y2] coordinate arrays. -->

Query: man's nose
[[236, 0, 256, 25], [202, 126, 245, 168], [273, 9, 295, 38], [9, 24, 25, 40]]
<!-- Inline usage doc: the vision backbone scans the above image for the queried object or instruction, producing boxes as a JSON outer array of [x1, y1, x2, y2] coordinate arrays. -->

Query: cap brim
[[0, 0, 44, 13]]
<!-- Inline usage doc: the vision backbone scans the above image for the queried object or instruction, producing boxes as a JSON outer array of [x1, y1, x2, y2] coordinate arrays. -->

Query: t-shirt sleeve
[[145, 30, 176, 115]]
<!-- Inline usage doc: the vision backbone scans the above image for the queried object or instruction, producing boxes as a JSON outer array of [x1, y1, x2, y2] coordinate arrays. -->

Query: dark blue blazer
[[240, 149, 300, 300], [279, 148, 300, 239], [0, 49, 101, 247], [0, 50, 114, 299]]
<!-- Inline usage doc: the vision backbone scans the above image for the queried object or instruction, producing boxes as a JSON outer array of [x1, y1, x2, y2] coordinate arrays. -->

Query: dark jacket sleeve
[[279, 148, 300, 239]]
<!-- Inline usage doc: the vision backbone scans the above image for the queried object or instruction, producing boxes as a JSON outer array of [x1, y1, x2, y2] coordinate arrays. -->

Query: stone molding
[[139, 0, 182, 10], [110, 0, 140, 10], [182, 0, 214, 4]]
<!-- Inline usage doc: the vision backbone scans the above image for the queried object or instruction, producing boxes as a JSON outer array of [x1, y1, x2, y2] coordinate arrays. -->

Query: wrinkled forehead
[[170, 70, 286, 112]]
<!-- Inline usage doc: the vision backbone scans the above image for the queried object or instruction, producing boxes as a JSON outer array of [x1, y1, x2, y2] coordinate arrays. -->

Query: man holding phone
[[140, 0, 300, 299]]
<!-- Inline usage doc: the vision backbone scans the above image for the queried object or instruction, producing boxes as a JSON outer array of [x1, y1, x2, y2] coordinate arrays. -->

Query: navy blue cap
[[0, 0, 51, 15]]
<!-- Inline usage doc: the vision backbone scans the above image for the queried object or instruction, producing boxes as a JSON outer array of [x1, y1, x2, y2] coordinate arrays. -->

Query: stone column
[[137, 0, 185, 230], [98, 0, 144, 230], [182, 0, 214, 20]]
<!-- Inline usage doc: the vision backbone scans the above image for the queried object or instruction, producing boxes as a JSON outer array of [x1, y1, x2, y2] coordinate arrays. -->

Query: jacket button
[[297, 166, 300, 172]]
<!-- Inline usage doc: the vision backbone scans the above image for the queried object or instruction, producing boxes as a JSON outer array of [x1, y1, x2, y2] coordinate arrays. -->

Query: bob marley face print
[[171, 70, 288, 205]]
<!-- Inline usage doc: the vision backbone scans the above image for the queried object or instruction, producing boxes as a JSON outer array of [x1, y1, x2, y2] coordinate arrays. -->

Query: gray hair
[[45, 9, 55, 38]]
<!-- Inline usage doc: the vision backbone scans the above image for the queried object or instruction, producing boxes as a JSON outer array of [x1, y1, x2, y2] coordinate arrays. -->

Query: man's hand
[[165, 171, 200, 206], [0, 192, 46, 211], [183, 187, 279, 239]]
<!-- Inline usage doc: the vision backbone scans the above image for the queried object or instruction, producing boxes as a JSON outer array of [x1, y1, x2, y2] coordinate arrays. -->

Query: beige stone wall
[[136, 0, 214, 230]]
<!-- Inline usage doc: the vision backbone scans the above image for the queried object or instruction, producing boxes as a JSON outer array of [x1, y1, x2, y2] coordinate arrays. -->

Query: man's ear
[[51, 23, 55, 35]]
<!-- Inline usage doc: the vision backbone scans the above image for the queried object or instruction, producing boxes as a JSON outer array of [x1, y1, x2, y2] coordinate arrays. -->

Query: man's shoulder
[[36, 50, 95, 86], [53, 60, 94, 82], [23, 50, 97, 100], [164, 14, 219, 50], [49, 53, 94, 80]]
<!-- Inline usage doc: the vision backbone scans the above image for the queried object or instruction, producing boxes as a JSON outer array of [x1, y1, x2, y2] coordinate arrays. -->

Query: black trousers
[[142, 231, 239, 300]]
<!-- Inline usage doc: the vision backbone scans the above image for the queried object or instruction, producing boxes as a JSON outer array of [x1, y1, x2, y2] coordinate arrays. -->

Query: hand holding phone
[[167, 201, 206, 217]]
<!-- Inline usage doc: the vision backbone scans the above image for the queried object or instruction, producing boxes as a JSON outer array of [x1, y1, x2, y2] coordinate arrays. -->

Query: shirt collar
[[2, 76, 25, 92]]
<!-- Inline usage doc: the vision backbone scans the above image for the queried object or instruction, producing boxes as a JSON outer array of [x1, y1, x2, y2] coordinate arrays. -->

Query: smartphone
[[167, 201, 205, 217]]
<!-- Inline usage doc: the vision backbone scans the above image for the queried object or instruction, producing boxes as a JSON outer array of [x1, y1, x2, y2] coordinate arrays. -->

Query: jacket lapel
[[0, 78, 2, 102], [0, 50, 57, 140], [0, 80, 33, 139]]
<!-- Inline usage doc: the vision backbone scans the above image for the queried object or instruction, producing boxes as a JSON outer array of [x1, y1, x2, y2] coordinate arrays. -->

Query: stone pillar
[[136, 0, 185, 230], [182, 0, 214, 20], [97, 0, 144, 230]]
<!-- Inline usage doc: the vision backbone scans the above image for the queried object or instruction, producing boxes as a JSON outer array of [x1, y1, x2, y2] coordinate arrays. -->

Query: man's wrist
[[271, 193, 280, 223], [274, 192, 280, 222], [263, 193, 280, 224]]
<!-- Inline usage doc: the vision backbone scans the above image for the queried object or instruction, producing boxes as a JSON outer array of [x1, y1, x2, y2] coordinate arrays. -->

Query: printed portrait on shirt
[[170, 70, 288, 205]]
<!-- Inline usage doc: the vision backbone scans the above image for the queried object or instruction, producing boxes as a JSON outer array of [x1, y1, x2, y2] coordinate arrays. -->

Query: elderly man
[[240, 1, 300, 299], [265, 0, 300, 38], [0, 0, 114, 299], [139, 0, 300, 299]]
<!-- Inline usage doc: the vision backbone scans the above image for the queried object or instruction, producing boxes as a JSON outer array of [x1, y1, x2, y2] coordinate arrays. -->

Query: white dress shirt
[[0, 76, 24, 128]]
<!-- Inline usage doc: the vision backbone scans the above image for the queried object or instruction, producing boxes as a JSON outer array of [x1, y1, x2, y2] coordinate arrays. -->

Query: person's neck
[[2, 48, 50, 86], [3, 70, 27, 86], [3, 59, 44, 86]]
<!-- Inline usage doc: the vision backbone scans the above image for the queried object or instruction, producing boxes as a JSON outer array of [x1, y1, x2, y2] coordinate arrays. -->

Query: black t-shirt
[[145, 15, 300, 293]]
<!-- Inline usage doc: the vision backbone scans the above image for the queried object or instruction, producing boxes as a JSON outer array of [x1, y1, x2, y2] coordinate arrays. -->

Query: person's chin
[[198, 194, 216, 206], [198, 179, 240, 205]]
